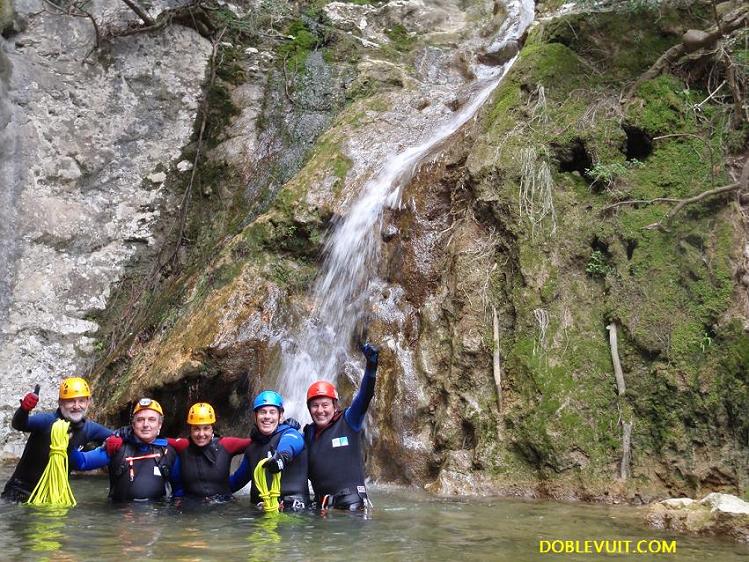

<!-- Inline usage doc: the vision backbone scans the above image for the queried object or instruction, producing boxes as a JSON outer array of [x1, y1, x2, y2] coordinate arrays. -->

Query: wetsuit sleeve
[[70, 446, 110, 471], [11, 409, 51, 432], [218, 437, 252, 455], [86, 421, 114, 442], [229, 456, 251, 493], [344, 362, 377, 432], [170, 456, 183, 497], [276, 428, 305, 459], [167, 438, 189, 453]]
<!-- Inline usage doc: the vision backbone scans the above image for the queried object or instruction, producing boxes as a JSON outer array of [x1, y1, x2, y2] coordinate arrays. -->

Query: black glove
[[285, 417, 301, 430], [361, 343, 379, 367], [267, 451, 290, 474]]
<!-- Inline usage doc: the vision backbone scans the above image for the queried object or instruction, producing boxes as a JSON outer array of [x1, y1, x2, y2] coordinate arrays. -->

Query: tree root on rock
[[600, 158, 749, 231]]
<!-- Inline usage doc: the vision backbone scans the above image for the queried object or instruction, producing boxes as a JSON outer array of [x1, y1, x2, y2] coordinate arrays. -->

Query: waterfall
[[276, 0, 536, 421]]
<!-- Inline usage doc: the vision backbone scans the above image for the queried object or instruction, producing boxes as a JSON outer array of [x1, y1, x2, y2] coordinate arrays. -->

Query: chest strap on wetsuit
[[124, 453, 161, 482], [253, 458, 281, 513]]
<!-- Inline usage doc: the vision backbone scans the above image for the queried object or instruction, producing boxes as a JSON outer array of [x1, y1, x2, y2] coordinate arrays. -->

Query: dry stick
[[602, 158, 748, 220], [620, 421, 633, 480], [659, 181, 741, 225], [656, 158, 749, 228], [120, 0, 155, 26], [492, 306, 502, 413], [600, 197, 681, 213], [606, 323, 626, 396]]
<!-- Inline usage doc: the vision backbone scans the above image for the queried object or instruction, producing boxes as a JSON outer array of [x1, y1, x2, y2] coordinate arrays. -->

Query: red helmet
[[306, 380, 339, 402]]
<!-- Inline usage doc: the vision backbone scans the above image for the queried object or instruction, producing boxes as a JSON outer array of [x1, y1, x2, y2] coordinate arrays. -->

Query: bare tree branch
[[120, 0, 155, 26]]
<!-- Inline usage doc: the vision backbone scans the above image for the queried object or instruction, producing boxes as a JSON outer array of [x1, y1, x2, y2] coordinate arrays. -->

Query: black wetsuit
[[1, 407, 111, 502], [230, 423, 309, 509], [303, 364, 376, 510]]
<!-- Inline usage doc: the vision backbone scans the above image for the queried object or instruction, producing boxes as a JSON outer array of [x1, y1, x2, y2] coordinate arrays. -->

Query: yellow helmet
[[59, 377, 91, 399], [187, 402, 216, 425], [133, 397, 163, 416]]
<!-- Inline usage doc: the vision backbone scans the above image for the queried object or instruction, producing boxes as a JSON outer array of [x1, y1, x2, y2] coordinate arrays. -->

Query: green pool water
[[1, 465, 747, 561]]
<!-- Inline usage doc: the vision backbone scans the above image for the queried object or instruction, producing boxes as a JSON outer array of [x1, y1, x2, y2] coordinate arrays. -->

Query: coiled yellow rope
[[27, 419, 76, 507], [253, 457, 281, 513]]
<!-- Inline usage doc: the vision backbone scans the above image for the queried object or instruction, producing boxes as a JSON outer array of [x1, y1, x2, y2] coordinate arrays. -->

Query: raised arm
[[345, 344, 378, 432]]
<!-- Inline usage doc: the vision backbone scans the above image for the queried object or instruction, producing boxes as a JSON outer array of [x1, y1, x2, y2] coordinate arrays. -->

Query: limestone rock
[[0, 0, 211, 456], [647, 494, 749, 543], [700, 493, 749, 515]]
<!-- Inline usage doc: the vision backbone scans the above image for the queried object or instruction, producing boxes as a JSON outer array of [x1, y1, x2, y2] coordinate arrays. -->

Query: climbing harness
[[124, 453, 161, 482], [253, 457, 281, 513], [27, 419, 76, 507]]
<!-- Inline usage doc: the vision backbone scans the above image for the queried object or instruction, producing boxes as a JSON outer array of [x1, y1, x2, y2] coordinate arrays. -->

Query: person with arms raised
[[304, 343, 378, 511]]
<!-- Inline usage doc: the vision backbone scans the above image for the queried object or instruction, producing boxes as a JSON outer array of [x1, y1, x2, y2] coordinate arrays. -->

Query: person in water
[[165, 402, 251, 502], [304, 343, 378, 511], [70, 398, 180, 502], [230, 390, 308, 511], [1, 377, 112, 502]]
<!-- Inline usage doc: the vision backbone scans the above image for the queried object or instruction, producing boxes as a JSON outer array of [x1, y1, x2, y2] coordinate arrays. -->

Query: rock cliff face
[[0, 0, 210, 457], [2, 0, 747, 503]]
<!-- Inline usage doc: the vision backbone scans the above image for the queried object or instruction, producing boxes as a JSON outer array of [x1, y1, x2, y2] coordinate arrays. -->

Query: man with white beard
[[1, 377, 112, 502]]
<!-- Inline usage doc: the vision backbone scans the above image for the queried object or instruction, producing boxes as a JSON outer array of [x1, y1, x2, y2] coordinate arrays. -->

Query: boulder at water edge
[[647, 493, 749, 543]]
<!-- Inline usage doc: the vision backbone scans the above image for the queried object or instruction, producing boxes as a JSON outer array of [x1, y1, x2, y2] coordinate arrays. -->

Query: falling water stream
[[276, 0, 536, 420]]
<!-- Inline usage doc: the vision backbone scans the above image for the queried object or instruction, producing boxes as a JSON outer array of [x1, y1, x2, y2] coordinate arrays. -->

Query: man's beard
[[62, 410, 85, 423]]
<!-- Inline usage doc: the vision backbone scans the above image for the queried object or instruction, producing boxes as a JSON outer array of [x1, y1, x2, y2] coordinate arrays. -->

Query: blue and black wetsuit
[[230, 423, 308, 510], [71, 426, 180, 502], [303, 363, 376, 510], [1, 407, 112, 502]]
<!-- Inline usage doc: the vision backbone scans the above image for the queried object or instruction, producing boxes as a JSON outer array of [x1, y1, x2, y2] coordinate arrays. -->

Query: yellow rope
[[27, 419, 76, 507], [253, 457, 281, 513]]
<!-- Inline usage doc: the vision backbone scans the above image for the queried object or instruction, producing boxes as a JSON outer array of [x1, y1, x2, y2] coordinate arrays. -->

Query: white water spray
[[276, 0, 536, 420]]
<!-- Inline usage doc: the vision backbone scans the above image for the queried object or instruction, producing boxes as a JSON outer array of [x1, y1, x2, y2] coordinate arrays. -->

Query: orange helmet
[[306, 380, 339, 402]]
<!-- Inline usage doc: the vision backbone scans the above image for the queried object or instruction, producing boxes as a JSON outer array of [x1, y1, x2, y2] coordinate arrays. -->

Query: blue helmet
[[253, 390, 284, 411]]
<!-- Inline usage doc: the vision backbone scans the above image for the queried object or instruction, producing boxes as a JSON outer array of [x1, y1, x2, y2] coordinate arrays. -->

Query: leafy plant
[[585, 250, 615, 277], [586, 158, 644, 188]]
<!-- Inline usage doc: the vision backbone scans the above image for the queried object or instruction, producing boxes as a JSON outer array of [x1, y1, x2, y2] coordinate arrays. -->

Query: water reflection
[[246, 513, 284, 560], [21, 506, 73, 560], [0, 467, 747, 561]]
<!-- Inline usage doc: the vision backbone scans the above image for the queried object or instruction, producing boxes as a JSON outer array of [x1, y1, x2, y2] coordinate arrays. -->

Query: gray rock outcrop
[[647, 493, 749, 543], [0, 0, 210, 457]]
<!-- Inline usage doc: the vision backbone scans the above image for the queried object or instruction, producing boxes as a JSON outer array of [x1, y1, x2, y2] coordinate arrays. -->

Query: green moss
[[279, 19, 322, 71], [385, 24, 416, 52], [486, 79, 522, 134], [202, 82, 241, 149], [518, 42, 587, 99], [712, 323, 749, 446], [627, 75, 697, 136], [539, 9, 687, 82]]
